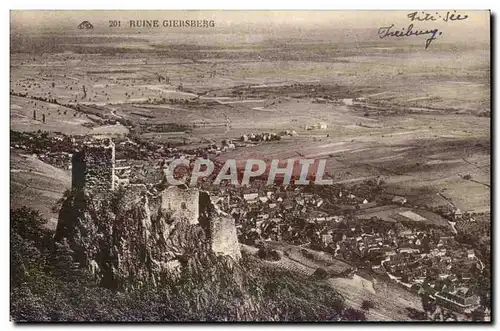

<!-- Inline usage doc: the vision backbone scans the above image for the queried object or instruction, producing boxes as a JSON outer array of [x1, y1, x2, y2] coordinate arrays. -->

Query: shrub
[[313, 267, 329, 280], [361, 300, 375, 311], [342, 308, 367, 321], [257, 247, 281, 261]]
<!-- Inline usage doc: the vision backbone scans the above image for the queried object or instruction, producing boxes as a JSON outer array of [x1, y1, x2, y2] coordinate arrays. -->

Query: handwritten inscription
[[407, 11, 469, 22], [378, 24, 442, 49], [378, 11, 469, 49]]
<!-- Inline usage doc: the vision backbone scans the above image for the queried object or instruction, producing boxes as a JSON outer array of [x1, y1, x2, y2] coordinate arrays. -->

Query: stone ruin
[[150, 184, 242, 261], [209, 213, 242, 262], [71, 138, 115, 195], [160, 185, 200, 225], [58, 139, 241, 289]]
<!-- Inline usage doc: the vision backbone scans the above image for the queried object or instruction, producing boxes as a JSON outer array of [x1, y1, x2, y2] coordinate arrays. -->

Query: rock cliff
[[54, 185, 241, 290]]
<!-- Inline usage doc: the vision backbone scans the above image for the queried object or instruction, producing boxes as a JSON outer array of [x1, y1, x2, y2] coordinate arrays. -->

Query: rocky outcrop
[[210, 215, 242, 261], [54, 185, 241, 290]]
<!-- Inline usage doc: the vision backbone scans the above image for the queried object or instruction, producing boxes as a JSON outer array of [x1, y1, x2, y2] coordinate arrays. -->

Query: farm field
[[10, 150, 71, 229], [10, 41, 490, 218]]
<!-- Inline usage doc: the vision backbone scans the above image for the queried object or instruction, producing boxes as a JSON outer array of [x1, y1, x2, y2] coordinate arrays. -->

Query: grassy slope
[[10, 150, 70, 229]]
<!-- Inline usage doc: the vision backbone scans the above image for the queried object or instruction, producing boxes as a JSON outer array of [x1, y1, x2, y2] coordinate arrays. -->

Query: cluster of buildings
[[11, 131, 77, 169], [240, 132, 282, 142], [202, 178, 384, 248], [200, 175, 484, 314], [313, 217, 482, 314], [305, 122, 328, 130]]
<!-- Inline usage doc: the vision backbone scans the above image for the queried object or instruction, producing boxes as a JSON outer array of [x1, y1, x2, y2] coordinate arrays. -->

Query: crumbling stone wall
[[160, 186, 241, 261], [160, 185, 199, 225], [210, 215, 242, 261], [72, 140, 115, 195]]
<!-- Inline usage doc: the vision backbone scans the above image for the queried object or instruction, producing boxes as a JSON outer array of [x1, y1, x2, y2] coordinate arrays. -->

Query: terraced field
[[242, 242, 425, 321]]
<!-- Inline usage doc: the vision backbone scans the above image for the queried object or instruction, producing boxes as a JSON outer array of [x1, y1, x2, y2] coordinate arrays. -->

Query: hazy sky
[[10, 10, 490, 43]]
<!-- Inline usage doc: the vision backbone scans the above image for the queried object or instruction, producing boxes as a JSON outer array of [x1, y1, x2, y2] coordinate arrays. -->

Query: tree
[[472, 270, 491, 309], [48, 239, 84, 283], [361, 300, 375, 311], [342, 308, 367, 321], [11, 207, 52, 249], [421, 293, 436, 317], [470, 308, 485, 321], [410, 283, 421, 293], [406, 307, 427, 320], [257, 248, 268, 259], [312, 267, 329, 280]]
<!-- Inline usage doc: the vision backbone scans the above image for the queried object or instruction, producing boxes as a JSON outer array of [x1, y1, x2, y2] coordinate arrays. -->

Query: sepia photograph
[[9, 9, 491, 322]]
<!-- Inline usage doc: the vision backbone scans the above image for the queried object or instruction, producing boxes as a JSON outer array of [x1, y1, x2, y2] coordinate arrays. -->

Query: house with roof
[[392, 196, 407, 205], [435, 288, 480, 313], [243, 192, 259, 203]]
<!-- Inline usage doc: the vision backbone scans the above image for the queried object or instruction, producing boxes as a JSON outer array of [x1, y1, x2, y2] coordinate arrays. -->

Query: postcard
[[10, 10, 491, 322]]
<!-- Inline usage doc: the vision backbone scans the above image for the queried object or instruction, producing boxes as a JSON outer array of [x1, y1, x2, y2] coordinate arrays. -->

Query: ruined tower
[[71, 138, 115, 195], [160, 185, 200, 225]]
